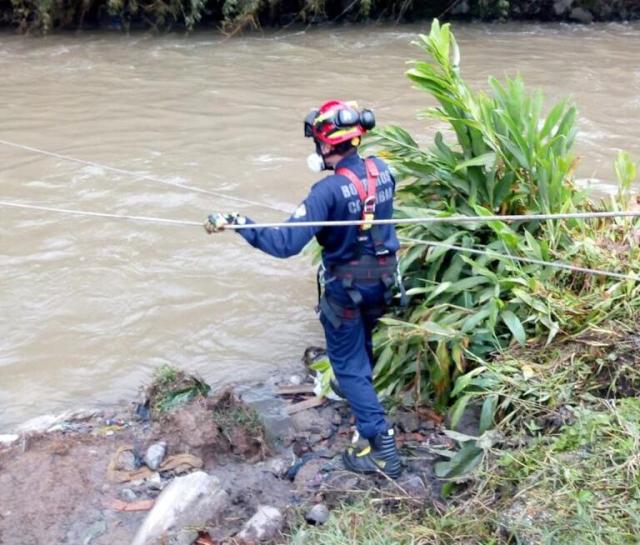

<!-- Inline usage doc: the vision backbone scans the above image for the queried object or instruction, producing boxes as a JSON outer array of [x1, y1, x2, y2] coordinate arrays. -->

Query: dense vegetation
[[288, 19, 640, 545], [372, 12, 640, 455], [371, 19, 640, 413], [1, 0, 640, 33]]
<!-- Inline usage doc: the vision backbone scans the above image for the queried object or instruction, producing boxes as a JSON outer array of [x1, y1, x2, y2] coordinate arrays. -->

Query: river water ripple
[[1, 23, 639, 428]]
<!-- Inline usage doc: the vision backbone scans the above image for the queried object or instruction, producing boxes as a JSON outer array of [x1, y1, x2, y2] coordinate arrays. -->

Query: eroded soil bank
[[0, 353, 448, 545]]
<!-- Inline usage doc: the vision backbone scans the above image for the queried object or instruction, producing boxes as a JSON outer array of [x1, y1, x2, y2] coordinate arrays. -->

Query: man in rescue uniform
[[206, 100, 402, 479]]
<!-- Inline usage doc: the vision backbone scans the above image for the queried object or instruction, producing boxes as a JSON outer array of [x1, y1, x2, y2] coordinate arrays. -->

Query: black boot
[[342, 428, 402, 479]]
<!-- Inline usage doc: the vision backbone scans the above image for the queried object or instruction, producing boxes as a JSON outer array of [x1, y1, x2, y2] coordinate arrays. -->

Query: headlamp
[[335, 108, 375, 130], [359, 109, 376, 130], [334, 108, 359, 128]]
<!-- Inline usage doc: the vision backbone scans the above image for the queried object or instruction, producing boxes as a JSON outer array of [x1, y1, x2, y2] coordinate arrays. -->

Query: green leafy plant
[[613, 150, 638, 212], [146, 364, 211, 415], [370, 20, 640, 427], [308, 354, 336, 399], [370, 19, 588, 409]]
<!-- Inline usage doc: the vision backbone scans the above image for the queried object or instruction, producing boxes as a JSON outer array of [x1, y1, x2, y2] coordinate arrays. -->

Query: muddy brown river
[[1, 23, 639, 429]]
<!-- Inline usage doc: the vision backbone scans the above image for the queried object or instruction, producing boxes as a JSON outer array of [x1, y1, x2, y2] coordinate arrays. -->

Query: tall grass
[[287, 396, 640, 545]]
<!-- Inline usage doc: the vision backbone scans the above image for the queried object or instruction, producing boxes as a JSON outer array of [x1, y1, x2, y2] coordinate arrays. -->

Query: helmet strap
[[307, 138, 333, 172]]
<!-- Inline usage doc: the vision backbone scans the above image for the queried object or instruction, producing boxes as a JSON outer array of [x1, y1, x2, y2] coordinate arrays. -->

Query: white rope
[[4, 139, 640, 225], [399, 236, 640, 282], [6, 138, 640, 226], [2, 199, 637, 282], [0, 138, 292, 213], [4, 198, 640, 232], [0, 200, 202, 227], [224, 209, 640, 230]]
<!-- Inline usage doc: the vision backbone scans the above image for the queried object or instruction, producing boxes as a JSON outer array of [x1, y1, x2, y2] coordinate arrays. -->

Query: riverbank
[[4, 324, 640, 544], [1, 0, 640, 33], [0, 353, 444, 545]]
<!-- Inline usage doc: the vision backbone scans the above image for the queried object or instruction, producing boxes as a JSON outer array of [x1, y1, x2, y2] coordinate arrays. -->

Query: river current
[[1, 22, 639, 428]]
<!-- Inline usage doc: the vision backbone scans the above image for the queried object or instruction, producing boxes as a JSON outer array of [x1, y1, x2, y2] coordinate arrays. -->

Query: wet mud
[[0, 359, 450, 545]]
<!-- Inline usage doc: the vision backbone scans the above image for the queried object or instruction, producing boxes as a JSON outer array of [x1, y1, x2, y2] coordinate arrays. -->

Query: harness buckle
[[361, 196, 376, 231]]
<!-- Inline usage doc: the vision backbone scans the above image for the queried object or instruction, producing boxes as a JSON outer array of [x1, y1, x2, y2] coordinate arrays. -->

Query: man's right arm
[[236, 184, 331, 259]]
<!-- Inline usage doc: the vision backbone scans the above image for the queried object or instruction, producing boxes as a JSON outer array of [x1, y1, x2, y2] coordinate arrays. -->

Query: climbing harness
[[316, 255, 408, 329], [314, 155, 398, 322], [336, 156, 390, 257]]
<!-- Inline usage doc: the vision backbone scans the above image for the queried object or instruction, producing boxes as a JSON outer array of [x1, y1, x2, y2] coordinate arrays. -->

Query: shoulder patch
[[293, 204, 307, 218]]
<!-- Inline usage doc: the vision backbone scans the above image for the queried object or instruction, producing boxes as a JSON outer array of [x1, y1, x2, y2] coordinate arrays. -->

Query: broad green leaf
[[450, 367, 486, 398], [501, 310, 526, 345], [425, 281, 453, 302], [446, 276, 490, 292], [540, 100, 567, 140], [448, 394, 472, 429], [523, 229, 542, 259], [434, 442, 484, 479], [479, 394, 497, 434], [419, 320, 456, 338], [461, 308, 491, 333], [453, 152, 496, 172], [512, 288, 549, 314], [441, 254, 466, 283]]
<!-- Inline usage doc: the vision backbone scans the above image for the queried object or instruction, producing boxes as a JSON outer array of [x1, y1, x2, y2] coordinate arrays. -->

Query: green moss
[[211, 402, 263, 439], [146, 364, 210, 416]]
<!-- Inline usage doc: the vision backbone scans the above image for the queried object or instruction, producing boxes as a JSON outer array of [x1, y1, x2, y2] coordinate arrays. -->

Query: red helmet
[[304, 100, 375, 146]]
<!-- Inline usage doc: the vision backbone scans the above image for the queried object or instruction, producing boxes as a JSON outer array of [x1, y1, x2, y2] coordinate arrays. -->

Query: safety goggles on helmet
[[304, 100, 376, 146]]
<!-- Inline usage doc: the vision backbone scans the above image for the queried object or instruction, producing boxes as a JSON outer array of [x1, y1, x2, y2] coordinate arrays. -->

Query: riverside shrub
[[370, 20, 640, 413], [2, 0, 640, 32]]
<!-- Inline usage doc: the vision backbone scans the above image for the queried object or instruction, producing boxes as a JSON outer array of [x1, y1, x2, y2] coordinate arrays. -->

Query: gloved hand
[[203, 212, 245, 234]]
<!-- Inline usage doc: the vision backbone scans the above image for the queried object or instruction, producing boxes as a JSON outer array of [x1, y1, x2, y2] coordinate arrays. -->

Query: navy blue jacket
[[237, 153, 399, 265]]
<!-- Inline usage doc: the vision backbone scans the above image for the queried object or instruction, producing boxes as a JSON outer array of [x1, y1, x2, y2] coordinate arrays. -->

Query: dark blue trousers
[[319, 277, 389, 440]]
